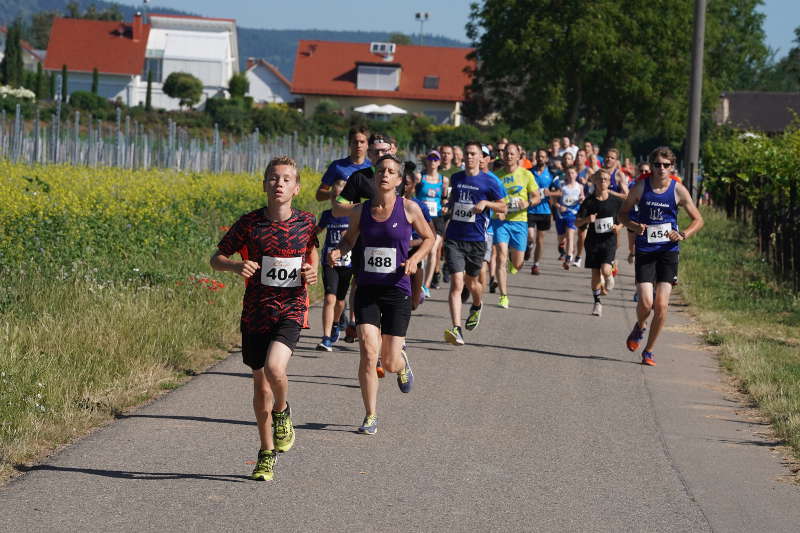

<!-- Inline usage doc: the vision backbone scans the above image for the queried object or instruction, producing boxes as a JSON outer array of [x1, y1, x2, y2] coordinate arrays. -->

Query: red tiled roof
[[291, 40, 474, 102], [43, 18, 150, 75], [246, 58, 292, 87]]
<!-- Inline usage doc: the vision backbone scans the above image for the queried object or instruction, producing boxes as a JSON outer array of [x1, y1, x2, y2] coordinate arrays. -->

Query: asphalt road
[[2, 237, 799, 532]]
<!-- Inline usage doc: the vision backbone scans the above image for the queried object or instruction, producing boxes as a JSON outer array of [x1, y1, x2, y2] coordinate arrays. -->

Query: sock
[[593, 289, 601, 303], [558, 246, 565, 256], [470, 303, 482, 311]]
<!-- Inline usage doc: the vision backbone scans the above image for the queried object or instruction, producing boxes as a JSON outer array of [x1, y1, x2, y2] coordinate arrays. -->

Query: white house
[[43, 13, 238, 110], [244, 58, 293, 104]]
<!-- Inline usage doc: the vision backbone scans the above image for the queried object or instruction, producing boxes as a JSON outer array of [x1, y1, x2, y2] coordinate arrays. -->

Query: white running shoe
[[592, 302, 602, 316], [572, 256, 582, 268]]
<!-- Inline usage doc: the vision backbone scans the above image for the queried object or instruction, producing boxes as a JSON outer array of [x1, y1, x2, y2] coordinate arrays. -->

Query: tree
[[389, 33, 412, 46], [27, 11, 58, 49], [228, 73, 249, 99], [49, 71, 55, 100], [162, 72, 204, 109], [91, 68, 99, 95], [35, 62, 46, 99], [61, 64, 68, 102], [145, 70, 153, 111], [0, 20, 25, 87]]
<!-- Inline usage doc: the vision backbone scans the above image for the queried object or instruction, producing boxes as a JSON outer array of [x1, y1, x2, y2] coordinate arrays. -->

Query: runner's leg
[[357, 323, 381, 415], [642, 282, 672, 353], [252, 368, 275, 451]]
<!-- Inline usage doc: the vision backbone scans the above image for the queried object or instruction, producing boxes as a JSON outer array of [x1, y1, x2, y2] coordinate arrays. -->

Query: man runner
[[315, 126, 370, 202], [443, 141, 507, 346], [528, 149, 555, 274], [211, 156, 319, 481], [619, 146, 704, 366]]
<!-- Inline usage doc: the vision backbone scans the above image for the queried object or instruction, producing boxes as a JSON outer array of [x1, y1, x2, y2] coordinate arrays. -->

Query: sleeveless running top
[[609, 169, 622, 193], [635, 178, 679, 254], [358, 197, 412, 295], [415, 174, 444, 217]]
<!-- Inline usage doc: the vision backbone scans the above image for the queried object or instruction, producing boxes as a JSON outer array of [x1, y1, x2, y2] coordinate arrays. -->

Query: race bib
[[424, 200, 439, 217], [594, 216, 614, 234], [453, 202, 476, 223], [364, 247, 397, 274], [507, 197, 521, 212], [646, 223, 673, 243], [261, 256, 302, 287], [335, 251, 352, 267]]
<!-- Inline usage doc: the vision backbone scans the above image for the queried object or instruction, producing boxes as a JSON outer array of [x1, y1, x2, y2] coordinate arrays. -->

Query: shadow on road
[[115, 414, 255, 426], [440, 340, 637, 365], [294, 421, 358, 433], [16, 464, 248, 483]]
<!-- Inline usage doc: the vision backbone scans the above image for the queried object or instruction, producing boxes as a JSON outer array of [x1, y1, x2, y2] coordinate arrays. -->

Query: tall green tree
[[61, 64, 68, 102], [228, 73, 249, 99], [1, 20, 25, 87], [145, 69, 153, 111], [35, 62, 46, 99], [27, 11, 58, 50]]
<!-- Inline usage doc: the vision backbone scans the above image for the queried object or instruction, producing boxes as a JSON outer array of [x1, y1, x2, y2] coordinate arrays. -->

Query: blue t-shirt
[[318, 209, 351, 267], [411, 198, 432, 241], [529, 167, 554, 215], [445, 171, 506, 242], [321, 157, 372, 186]]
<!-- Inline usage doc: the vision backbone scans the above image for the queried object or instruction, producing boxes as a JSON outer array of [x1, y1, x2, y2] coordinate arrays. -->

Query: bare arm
[[328, 205, 361, 266], [619, 182, 645, 234], [210, 251, 259, 278], [315, 184, 333, 202], [672, 182, 704, 240]]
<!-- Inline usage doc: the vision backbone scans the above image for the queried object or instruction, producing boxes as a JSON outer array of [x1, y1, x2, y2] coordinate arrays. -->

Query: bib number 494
[[261, 256, 302, 287]]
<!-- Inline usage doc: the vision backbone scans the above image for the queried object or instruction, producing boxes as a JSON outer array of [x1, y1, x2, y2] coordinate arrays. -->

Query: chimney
[[246, 57, 256, 70], [133, 12, 143, 42]]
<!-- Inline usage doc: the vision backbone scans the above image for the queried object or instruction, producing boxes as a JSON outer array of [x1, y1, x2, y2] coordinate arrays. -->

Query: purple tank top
[[358, 197, 411, 295]]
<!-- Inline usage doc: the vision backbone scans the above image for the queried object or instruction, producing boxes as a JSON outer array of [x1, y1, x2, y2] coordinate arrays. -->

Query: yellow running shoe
[[498, 294, 509, 309], [272, 403, 295, 453], [250, 449, 276, 481]]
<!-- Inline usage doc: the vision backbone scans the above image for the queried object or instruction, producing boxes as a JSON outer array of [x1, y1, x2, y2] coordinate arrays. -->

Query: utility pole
[[415, 12, 429, 46], [685, 0, 706, 201]]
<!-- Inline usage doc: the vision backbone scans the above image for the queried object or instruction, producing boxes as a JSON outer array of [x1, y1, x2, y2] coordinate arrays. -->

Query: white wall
[[246, 66, 293, 104]]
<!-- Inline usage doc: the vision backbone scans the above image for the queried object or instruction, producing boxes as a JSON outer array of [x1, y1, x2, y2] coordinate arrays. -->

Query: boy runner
[[211, 157, 319, 481], [329, 154, 434, 434], [575, 169, 623, 317], [315, 126, 370, 202], [443, 141, 507, 346], [315, 180, 352, 351], [619, 147, 704, 366], [491, 143, 539, 308], [553, 166, 584, 269]]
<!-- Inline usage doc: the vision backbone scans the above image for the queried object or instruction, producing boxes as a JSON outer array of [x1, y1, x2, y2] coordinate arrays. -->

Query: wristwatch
[[678, 231, 687, 240]]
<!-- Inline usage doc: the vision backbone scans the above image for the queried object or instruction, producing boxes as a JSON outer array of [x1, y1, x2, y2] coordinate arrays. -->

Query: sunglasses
[[426, 155, 440, 161], [652, 162, 671, 169]]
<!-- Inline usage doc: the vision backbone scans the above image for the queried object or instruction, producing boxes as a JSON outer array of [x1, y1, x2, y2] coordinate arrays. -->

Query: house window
[[357, 65, 400, 91], [423, 76, 439, 89], [144, 58, 163, 83]]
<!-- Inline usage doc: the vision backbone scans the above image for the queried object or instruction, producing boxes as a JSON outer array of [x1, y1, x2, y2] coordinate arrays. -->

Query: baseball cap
[[427, 149, 441, 160], [481, 145, 492, 157]]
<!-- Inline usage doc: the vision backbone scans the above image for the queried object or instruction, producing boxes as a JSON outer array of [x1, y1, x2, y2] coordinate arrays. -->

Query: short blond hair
[[264, 156, 300, 182]]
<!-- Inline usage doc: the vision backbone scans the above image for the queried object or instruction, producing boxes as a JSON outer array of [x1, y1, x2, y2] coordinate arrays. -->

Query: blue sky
[[126, 0, 797, 58]]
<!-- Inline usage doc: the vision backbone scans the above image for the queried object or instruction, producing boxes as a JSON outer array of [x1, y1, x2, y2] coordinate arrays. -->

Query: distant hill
[[0, 0, 469, 80]]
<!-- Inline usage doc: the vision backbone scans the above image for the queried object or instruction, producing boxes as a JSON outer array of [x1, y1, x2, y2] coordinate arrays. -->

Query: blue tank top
[[635, 179, 679, 253], [415, 174, 444, 217], [358, 197, 411, 295], [609, 169, 622, 193]]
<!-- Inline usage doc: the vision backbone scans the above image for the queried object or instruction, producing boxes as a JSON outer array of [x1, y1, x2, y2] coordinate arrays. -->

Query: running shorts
[[491, 219, 528, 252], [554, 215, 577, 234], [584, 238, 617, 269], [241, 320, 302, 370], [444, 238, 486, 277], [323, 265, 353, 300], [527, 213, 552, 231], [635, 251, 679, 285], [354, 285, 412, 336]]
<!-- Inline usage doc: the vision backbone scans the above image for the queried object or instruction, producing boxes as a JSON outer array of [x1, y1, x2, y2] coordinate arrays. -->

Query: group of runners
[[210, 127, 704, 481]]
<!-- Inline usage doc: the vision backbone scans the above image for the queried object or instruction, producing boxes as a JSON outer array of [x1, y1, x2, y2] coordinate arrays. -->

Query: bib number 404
[[261, 256, 302, 287]]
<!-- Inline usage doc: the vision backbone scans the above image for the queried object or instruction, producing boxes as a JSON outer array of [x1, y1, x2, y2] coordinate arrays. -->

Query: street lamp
[[415, 12, 429, 46]]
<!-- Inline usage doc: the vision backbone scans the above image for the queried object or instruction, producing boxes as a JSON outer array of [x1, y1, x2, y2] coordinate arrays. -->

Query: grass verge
[[679, 206, 800, 456]]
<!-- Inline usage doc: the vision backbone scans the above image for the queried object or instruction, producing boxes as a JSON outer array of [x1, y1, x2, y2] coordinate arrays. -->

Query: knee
[[264, 364, 286, 384], [653, 301, 669, 317]]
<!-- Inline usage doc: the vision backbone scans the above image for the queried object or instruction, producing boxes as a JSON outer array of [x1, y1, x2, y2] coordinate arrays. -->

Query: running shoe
[[562, 257, 570, 271], [508, 262, 518, 275], [272, 403, 295, 452], [316, 336, 332, 351], [498, 294, 509, 309], [442, 271, 450, 283], [627, 253, 635, 265], [397, 347, 413, 393], [524, 243, 533, 261], [358, 414, 378, 435], [641, 351, 656, 366], [611, 262, 619, 277], [605, 274, 615, 291], [431, 272, 441, 289], [465, 304, 482, 330], [461, 286, 470, 303], [572, 256, 582, 268], [344, 322, 357, 343], [592, 302, 602, 316], [444, 326, 465, 346], [531, 264, 541, 275], [376, 358, 385, 378], [330, 324, 341, 344], [489, 277, 497, 293], [626, 323, 646, 352], [250, 449, 277, 481], [422, 285, 431, 298]]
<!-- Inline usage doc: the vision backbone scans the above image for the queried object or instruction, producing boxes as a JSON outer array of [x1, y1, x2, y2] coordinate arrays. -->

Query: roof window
[[423, 76, 439, 89]]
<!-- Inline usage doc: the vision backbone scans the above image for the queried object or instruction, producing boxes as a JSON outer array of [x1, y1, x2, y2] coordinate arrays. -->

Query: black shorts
[[323, 265, 352, 300], [431, 216, 446, 235], [354, 285, 412, 337], [584, 238, 617, 269], [527, 213, 551, 231], [444, 238, 486, 277], [241, 320, 302, 370], [635, 251, 679, 285]]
